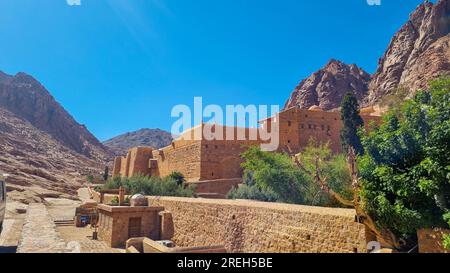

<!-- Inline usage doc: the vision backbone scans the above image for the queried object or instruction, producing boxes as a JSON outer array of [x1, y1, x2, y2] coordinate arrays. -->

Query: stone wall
[[188, 178, 242, 198], [262, 107, 381, 154], [93, 192, 367, 253], [151, 197, 367, 253], [152, 140, 203, 181]]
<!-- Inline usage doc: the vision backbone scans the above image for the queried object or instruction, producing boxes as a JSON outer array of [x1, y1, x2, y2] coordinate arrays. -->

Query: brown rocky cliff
[[367, 0, 450, 104], [0, 71, 111, 161], [284, 59, 371, 110], [0, 107, 103, 203]]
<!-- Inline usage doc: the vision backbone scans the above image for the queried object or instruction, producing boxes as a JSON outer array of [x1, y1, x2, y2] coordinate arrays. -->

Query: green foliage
[[239, 146, 307, 204], [235, 143, 353, 207], [296, 141, 353, 207], [86, 174, 94, 183], [340, 92, 365, 155], [379, 87, 410, 110], [168, 171, 186, 186], [443, 234, 450, 250], [102, 175, 195, 197], [358, 77, 450, 244], [103, 166, 109, 181], [110, 196, 119, 205], [226, 183, 279, 203]]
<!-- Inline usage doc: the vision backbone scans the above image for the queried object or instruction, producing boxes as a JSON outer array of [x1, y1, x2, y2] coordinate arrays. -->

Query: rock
[[284, 59, 370, 111], [284, 0, 450, 110], [367, 0, 450, 104]]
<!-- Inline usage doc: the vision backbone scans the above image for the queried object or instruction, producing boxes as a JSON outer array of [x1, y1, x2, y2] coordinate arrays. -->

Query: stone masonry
[[112, 107, 381, 195], [94, 192, 367, 253]]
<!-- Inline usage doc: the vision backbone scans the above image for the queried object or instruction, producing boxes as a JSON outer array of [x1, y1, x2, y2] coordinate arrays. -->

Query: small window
[[288, 140, 291, 144], [327, 125, 331, 130], [301, 124, 304, 129], [288, 121, 292, 127], [308, 124, 312, 129], [321, 125, 325, 130], [205, 144, 209, 149], [215, 145, 218, 149], [305, 115, 308, 118], [313, 125, 317, 130]]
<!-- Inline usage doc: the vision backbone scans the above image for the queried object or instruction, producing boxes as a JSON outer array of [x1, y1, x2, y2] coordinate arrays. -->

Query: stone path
[[16, 203, 68, 253], [4, 187, 124, 253], [46, 188, 123, 253]]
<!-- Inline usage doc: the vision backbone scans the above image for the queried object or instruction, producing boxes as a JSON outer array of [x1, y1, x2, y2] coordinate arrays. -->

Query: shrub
[[86, 174, 94, 183], [227, 171, 279, 202], [101, 175, 195, 197], [240, 146, 308, 204], [168, 171, 186, 186]]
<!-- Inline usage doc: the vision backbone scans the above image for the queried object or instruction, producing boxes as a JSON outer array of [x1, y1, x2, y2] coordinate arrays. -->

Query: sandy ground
[[0, 201, 27, 253]]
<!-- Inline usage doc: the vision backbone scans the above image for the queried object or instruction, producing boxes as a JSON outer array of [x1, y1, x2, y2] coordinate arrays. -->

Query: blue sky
[[0, 0, 429, 140]]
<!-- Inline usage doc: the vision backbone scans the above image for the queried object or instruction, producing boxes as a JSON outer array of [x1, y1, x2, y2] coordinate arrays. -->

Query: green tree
[[340, 92, 364, 155], [168, 171, 186, 186], [358, 77, 450, 248], [236, 143, 353, 207], [103, 166, 109, 181], [294, 140, 353, 207]]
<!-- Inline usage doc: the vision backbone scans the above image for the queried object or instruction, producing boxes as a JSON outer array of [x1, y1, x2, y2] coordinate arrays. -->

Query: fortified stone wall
[[152, 140, 203, 181], [92, 192, 367, 253], [112, 108, 381, 194], [264, 107, 381, 154]]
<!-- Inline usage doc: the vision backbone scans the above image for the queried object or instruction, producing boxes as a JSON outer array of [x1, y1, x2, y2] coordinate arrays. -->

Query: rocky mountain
[[285, 0, 449, 110], [0, 107, 103, 204], [0, 70, 112, 203], [284, 59, 371, 110], [103, 128, 173, 156], [0, 71, 111, 161], [367, 0, 450, 104]]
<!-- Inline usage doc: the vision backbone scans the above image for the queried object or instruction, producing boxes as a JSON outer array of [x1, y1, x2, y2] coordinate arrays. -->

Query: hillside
[[103, 128, 173, 156]]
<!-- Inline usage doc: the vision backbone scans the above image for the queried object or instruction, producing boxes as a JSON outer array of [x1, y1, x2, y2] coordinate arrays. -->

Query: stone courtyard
[[1, 188, 123, 253]]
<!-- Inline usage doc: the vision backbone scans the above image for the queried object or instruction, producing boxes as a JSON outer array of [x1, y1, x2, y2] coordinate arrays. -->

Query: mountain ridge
[[103, 128, 174, 156], [285, 0, 450, 110], [0, 70, 112, 161]]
